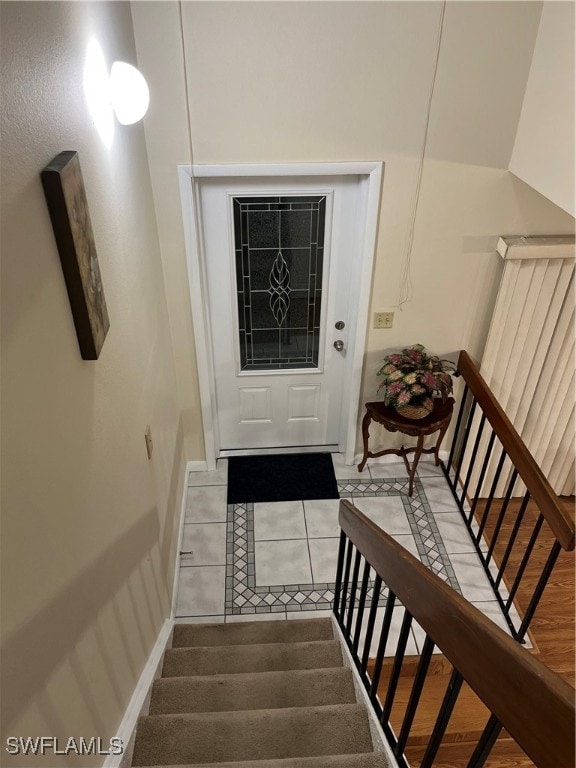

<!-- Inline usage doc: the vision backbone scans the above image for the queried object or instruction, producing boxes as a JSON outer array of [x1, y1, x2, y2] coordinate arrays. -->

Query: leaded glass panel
[[233, 196, 326, 371]]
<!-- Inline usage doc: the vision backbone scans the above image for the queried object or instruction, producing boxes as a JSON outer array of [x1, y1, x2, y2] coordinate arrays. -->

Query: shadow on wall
[[0, 506, 165, 743]]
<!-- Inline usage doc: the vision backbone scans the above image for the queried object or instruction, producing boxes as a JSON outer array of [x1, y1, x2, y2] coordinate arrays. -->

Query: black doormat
[[227, 453, 339, 504]]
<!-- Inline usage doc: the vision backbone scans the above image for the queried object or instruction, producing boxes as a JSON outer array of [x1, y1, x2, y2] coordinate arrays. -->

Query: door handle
[[333, 340, 344, 352]]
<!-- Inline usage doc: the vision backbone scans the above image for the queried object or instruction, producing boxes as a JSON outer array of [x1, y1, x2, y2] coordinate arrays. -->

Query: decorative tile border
[[224, 479, 461, 616]]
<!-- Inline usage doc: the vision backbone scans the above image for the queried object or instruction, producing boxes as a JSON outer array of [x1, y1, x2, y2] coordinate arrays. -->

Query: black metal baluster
[[453, 398, 478, 493], [369, 591, 397, 714], [460, 413, 486, 508], [466, 714, 503, 768], [495, 492, 530, 589], [447, 384, 470, 481], [346, 549, 362, 638], [468, 430, 497, 524], [516, 540, 562, 642], [395, 635, 435, 758], [382, 610, 414, 723], [353, 560, 371, 656], [475, 448, 507, 545], [419, 669, 464, 768], [505, 513, 544, 613], [485, 469, 519, 566], [361, 574, 382, 675], [339, 537, 354, 630], [332, 530, 347, 621]]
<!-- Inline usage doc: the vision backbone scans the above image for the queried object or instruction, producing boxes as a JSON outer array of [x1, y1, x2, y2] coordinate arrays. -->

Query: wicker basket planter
[[395, 403, 431, 420]]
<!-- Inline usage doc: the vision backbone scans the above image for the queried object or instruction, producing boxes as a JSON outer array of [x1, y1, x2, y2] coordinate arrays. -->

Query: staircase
[[131, 617, 389, 767]]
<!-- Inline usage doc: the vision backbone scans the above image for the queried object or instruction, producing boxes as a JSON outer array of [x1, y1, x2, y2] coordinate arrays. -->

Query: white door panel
[[199, 175, 361, 452]]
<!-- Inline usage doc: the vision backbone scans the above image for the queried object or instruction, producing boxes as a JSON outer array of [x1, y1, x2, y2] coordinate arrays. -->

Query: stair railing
[[442, 350, 574, 642], [333, 499, 575, 768]]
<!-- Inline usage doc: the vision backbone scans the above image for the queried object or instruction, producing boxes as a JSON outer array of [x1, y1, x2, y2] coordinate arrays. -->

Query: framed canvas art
[[41, 151, 109, 359]]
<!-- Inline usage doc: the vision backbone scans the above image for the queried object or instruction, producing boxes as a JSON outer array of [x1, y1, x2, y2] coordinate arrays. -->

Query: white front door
[[185, 164, 382, 460], [200, 176, 361, 453]]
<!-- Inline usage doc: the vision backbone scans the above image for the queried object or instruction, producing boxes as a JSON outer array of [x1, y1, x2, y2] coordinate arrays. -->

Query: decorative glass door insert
[[232, 196, 326, 371]]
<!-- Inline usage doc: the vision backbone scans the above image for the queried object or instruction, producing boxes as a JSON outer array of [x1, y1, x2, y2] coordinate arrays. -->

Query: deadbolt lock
[[335, 321, 345, 330]]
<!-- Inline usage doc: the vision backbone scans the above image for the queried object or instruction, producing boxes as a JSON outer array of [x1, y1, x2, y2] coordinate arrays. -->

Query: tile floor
[[176, 455, 523, 652]]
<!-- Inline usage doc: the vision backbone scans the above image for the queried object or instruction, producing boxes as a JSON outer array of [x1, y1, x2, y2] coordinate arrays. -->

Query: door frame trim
[[178, 162, 383, 470]]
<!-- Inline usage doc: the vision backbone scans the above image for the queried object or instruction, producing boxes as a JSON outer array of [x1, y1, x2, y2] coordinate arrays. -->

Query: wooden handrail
[[456, 350, 575, 551], [339, 499, 575, 768]]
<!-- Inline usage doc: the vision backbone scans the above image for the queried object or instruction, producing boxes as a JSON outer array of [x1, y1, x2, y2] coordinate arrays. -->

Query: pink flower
[[438, 372, 452, 387], [397, 391, 411, 405]]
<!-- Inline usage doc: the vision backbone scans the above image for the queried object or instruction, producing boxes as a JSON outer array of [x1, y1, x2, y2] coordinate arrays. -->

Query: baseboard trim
[[102, 618, 173, 768], [187, 460, 208, 473]]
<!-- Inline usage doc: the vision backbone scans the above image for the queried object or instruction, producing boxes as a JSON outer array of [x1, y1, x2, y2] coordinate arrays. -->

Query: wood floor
[[375, 495, 575, 768]]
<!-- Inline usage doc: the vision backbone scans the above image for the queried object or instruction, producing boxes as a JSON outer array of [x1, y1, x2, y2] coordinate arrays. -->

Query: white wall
[[0, 2, 183, 762], [131, 0, 205, 461], [132, 0, 575, 459], [510, 1, 575, 216]]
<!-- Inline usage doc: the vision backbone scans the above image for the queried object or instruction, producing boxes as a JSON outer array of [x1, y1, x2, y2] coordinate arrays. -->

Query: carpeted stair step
[[172, 618, 334, 648], [141, 754, 389, 768], [162, 640, 341, 678], [150, 667, 356, 714], [131, 704, 374, 766]]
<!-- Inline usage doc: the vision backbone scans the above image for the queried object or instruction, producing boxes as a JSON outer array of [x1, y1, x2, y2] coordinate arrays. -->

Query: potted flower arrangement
[[376, 344, 456, 419]]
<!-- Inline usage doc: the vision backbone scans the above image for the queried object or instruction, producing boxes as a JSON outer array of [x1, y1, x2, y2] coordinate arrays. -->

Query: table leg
[[408, 435, 425, 496], [358, 411, 372, 472], [434, 421, 450, 466]]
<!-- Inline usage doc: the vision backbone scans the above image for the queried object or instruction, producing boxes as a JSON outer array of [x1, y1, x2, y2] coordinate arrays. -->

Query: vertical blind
[[469, 237, 575, 497]]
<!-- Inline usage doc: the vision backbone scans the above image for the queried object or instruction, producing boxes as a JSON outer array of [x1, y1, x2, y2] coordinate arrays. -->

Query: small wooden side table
[[358, 398, 454, 496]]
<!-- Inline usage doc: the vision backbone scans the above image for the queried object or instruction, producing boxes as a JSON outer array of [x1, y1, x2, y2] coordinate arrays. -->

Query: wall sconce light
[[84, 39, 150, 146], [109, 62, 150, 125]]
